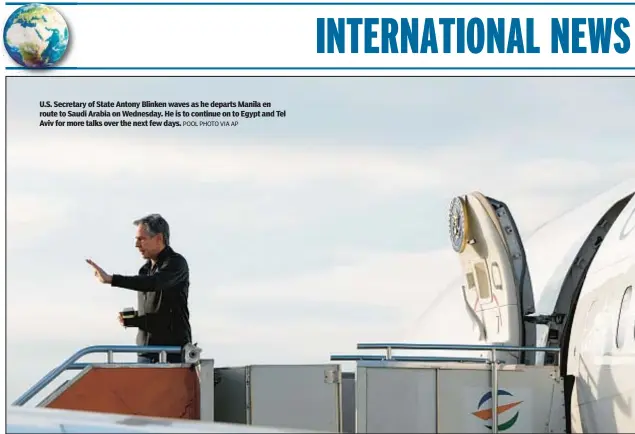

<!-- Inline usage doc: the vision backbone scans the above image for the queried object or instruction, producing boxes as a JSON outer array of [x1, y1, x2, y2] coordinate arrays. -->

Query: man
[[86, 213, 192, 363]]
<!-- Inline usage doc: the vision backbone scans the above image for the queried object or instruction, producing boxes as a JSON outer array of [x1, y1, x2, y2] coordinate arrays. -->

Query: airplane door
[[449, 193, 536, 364]]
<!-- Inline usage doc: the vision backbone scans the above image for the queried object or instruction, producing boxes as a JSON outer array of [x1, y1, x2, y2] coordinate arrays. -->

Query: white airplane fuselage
[[520, 182, 635, 433], [565, 189, 635, 433], [452, 179, 635, 433]]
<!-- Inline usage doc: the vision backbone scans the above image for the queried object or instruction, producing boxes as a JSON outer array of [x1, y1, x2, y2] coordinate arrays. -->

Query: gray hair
[[133, 213, 170, 246]]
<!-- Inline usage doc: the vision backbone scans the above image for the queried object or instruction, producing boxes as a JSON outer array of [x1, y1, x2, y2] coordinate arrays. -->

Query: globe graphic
[[3, 3, 69, 68]]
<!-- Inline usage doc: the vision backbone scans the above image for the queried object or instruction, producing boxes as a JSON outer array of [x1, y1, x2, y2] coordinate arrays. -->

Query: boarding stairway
[[13, 344, 208, 419], [331, 343, 566, 433], [12, 342, 566, 433]]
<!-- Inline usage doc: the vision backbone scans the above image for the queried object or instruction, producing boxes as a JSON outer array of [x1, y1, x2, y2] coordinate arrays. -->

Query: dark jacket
[[111, 246, 192, 357]]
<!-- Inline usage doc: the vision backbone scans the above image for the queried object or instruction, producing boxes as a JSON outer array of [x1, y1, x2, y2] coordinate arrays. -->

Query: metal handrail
[[330, 354, 489, 363], [357, 342, 561, 353], [350, 343, 561, 434], [12, 344, 182, 406]]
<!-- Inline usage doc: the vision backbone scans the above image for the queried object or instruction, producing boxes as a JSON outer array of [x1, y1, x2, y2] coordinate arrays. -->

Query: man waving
[[86, 213, 192, 363]]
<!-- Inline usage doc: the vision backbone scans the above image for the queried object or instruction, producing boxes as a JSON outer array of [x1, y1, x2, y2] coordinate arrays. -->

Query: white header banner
[[3, 1, 635, 74]]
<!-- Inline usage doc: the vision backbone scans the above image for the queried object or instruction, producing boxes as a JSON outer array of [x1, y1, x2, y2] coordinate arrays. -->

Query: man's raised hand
[[86, 259, 112, 284]]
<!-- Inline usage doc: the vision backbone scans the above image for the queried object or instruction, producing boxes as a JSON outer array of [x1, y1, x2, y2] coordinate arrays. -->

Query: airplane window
[[616, 285, 633, 349], [490, 262, 503, 290], [474, 262, 491, 300], [465, 272, 476, 289]]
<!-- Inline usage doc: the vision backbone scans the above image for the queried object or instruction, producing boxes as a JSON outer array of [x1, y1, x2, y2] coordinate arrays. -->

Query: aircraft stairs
[[12, 342, 567, 433], [13, 344, 207, 420]]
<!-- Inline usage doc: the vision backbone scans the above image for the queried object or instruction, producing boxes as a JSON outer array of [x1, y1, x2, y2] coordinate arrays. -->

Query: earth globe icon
[[3, 3, 70, 68]]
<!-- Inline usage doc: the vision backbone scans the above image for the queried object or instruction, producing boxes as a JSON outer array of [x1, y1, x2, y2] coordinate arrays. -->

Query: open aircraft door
[[449, 193, 537, 364]]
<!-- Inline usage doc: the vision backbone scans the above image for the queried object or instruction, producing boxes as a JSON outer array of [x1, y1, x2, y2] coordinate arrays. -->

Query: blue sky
[[6, 77, 635, 402]]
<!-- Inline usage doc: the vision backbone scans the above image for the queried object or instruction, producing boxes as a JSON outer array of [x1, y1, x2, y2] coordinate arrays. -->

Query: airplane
[[6, 406, 320, 433], [449, 177, 635, 433], [7, 177, 635, 433]]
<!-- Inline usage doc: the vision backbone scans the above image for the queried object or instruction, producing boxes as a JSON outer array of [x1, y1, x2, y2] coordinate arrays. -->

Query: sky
[[6, 76, 635, 404]]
